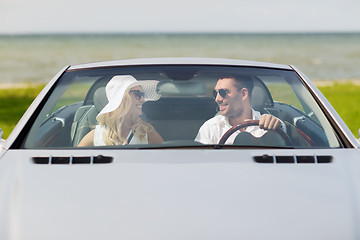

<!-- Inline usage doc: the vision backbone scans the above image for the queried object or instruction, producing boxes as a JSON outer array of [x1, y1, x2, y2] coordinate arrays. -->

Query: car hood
[[1, 149, 360, 240]]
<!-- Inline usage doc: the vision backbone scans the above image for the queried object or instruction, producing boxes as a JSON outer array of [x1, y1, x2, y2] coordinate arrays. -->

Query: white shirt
[[94, 125, 148, 146], [195, 109, 271, 145]]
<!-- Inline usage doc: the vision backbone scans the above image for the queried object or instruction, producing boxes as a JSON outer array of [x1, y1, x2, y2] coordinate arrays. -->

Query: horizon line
[[1, 30, 360, 36]]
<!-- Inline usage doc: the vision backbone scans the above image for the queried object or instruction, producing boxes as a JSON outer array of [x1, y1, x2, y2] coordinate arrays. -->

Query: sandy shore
[[0, 83, 45, 89], [312, 79, 360, 86]]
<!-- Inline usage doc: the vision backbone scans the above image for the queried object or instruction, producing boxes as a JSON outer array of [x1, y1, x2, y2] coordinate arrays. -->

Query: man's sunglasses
[[130, 90, 145, 100], [212, 89, 230, 99]]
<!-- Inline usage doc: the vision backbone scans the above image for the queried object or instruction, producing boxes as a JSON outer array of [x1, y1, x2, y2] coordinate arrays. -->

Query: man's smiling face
[[214, 78, 245, 119]]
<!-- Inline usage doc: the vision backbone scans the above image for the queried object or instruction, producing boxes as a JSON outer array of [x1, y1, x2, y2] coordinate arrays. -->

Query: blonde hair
[[96, 89, 153, 145]]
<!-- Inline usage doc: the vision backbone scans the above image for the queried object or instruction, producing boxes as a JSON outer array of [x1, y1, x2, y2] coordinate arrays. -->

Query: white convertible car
[[0, 58, 359, 240]]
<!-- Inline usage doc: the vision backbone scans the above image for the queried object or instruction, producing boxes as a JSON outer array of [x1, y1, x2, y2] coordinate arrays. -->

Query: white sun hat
[[97, 75, 160, 116]]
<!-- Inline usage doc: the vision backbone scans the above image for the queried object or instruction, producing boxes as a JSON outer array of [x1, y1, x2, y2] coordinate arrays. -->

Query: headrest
[[251, 86, 266, 112], [93, 87, 108, 113]]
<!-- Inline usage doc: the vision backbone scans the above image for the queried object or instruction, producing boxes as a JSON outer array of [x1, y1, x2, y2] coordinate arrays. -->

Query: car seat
[[251, 78, 273, 113], [71, 87, 107, 146]]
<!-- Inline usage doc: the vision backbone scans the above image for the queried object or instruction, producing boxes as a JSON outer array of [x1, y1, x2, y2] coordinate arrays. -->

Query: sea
[[0, 32, 360, 85]]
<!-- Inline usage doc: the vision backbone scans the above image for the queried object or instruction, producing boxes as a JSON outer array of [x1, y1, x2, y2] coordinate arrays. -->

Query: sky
[[0, 0, 360, 34]]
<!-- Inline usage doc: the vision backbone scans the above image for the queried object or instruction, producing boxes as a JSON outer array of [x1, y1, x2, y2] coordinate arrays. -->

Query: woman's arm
[[148, 128, 164, 144], [77, 129, 95, 147]]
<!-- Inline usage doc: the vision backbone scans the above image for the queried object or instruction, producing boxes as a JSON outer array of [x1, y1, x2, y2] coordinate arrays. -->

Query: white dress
[[93, 125, 148, 146]]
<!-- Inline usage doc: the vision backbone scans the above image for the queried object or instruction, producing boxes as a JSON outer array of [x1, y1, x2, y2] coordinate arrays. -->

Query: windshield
[[21, 65, 342, 149]]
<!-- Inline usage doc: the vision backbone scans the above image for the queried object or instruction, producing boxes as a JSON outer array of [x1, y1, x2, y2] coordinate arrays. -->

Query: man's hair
[[219, 75, 254, 98]]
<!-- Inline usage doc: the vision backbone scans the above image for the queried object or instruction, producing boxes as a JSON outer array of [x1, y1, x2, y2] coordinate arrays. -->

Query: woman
[[78, 75, 163, 146]]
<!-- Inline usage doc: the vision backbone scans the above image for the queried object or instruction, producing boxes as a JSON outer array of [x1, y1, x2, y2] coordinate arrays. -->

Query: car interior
[[21, 66, 337, 149]]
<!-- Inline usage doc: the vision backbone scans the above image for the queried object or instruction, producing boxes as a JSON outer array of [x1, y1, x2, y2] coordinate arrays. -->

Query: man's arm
[[259, 114, 286, 131]]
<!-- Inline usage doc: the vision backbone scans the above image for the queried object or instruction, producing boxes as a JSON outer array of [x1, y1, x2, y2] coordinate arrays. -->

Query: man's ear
[[241, 88, 249, 101]]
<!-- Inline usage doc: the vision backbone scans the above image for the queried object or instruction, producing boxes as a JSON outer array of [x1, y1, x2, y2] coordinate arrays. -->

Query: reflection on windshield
[[22, 66, 341, 149]]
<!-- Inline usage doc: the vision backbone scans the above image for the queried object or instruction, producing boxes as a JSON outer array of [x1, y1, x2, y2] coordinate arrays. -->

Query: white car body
[[0, 58, 359, 240]]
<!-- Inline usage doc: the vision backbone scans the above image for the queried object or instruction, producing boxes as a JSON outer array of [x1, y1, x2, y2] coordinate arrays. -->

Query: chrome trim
[[68, 57, 292, 71], [52, 117, 65, 128], [290, 65, 360, 148]]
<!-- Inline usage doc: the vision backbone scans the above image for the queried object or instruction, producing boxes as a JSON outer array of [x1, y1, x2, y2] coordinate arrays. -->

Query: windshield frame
[[10, 64, 355, 149]]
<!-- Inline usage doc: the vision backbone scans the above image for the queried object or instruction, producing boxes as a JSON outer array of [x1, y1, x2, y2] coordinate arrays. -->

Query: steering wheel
[[218, 120, 292, 145]]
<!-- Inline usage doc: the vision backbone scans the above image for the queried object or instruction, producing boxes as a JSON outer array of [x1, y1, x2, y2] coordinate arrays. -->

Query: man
[[195, 75, 283, 144]]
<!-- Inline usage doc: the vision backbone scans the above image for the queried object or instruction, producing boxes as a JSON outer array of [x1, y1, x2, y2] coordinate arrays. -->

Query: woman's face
[[128, 85, 145, 116]]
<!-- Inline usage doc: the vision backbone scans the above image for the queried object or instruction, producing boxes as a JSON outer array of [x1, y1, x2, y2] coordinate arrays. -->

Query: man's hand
[[259, 114, 281, 130]]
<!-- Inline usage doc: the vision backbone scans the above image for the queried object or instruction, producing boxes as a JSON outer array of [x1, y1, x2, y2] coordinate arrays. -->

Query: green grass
[[0, 84, 45, 139], [317, 82, 360, 138], [0, 82, 359, 140]]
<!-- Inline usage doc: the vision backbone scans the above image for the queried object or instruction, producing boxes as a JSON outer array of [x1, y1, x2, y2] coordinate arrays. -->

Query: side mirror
[[0, 128, 5, 144]]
